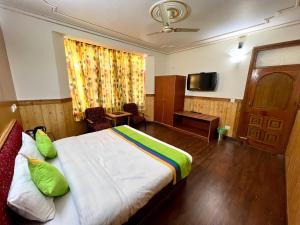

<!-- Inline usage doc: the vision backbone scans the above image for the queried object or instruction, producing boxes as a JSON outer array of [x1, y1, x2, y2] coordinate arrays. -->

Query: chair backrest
[[123, 103, 138, 115], [85, 107, 106, 122]]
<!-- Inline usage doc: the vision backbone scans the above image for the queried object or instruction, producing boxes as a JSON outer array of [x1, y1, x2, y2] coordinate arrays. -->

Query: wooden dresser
[[154, 75, 186, 126]]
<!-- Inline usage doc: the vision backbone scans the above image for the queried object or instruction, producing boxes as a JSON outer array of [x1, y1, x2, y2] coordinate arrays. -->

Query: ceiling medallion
[[150, 0, 190, 23]]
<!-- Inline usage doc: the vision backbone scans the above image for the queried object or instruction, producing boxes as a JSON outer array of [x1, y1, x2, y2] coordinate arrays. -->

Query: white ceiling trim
[[0, 4, 168, 55], [1, 2, 300, 55], [38, 0, 300, 54], [40, 0, 163, 51], [168, 20, 300, 54]]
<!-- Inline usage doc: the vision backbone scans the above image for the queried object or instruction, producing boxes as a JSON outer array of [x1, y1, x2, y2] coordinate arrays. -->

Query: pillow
[[35, 130, 57, 159], [20, 132, 44, 160], [22, 132, 35, 146], [7, 155, 55, 222], [26, 156, 69, 197]]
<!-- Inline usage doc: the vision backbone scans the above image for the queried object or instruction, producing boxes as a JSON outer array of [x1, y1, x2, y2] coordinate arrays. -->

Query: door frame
[[237, 39, 300, 153]]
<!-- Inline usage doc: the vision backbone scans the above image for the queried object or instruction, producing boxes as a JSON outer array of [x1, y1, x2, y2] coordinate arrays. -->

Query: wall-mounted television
[[187, 72, 218, 91]]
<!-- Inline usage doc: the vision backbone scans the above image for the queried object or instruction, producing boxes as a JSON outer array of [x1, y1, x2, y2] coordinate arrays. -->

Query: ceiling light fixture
[[150, 0, 190, 23], [147, 0, 199, 35]]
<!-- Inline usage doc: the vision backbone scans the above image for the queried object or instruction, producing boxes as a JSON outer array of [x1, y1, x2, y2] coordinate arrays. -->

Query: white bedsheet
[[26, 158, 78, 225], [44, 158, 79, 225], [44, 126, 192, 225]]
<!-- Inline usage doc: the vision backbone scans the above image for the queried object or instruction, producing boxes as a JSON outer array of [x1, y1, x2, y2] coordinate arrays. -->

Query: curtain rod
[[64, 36, 147, 58]]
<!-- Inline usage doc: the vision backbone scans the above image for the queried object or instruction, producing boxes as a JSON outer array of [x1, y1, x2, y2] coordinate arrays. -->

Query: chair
[[123, 103, 146, 130], [85, 107, 111, 132]]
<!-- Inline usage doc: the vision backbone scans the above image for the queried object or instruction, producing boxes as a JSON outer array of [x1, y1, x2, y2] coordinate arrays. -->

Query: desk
[[106, 111, 132, 127], [173, 111, 219, 142]]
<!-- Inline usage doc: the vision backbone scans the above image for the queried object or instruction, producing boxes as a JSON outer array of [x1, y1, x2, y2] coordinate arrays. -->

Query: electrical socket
[[225, 125, 231, 130]]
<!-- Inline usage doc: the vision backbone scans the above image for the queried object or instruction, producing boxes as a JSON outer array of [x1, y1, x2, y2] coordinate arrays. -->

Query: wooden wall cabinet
[[154, 75, 186, 126]]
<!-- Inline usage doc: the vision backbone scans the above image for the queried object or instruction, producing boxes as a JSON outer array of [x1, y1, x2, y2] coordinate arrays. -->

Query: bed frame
[[125, 178, 186, 225], [0, 119, 187, 225], [0, 120, 23, 225]]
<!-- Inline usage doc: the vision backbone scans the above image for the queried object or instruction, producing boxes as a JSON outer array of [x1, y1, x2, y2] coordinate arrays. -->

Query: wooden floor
[[139, 123, 286, 225]]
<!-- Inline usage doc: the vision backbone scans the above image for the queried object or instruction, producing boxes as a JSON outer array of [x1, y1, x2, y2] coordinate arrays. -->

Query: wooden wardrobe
[[154, 75, 186, 126]]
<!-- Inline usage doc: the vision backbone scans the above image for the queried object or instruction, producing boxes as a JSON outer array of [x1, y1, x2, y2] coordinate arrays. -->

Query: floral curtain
[[64, 38, 145, 121]]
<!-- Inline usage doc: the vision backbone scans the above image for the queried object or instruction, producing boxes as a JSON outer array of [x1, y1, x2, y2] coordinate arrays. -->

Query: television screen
[[187, 72, 217, 91]]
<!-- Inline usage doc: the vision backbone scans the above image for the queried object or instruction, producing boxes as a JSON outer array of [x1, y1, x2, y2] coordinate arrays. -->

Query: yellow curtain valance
[[64, 38, 145, 121]]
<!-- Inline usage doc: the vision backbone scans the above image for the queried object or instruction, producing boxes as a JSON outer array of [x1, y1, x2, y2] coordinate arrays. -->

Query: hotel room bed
[[0, 121, 192, 225]]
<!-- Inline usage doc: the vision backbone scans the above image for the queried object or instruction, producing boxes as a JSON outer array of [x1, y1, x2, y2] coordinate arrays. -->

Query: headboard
[[0, 120, 22, 225]]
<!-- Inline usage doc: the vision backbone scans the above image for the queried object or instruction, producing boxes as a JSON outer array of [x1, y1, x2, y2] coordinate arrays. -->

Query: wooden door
[[240, 65, 300, 154]]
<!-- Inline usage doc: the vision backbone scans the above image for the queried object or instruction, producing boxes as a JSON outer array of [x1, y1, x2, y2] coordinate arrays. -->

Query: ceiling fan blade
[[159, 3, 170, 27], [173, 28, 200, 32], [147, 31, 163, 36]]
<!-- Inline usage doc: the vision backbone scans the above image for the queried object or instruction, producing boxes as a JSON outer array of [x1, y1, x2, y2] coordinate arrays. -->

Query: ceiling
[[0, 0, 300, 53]]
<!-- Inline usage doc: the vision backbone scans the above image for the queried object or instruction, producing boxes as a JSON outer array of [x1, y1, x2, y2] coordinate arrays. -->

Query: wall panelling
[[285, 110, 300, 225], [144, 95, 241, 137], [18, 98, 86, 140], [18, 95, 241, 139], [184, 96, 241, 137], [143, 94, 154, 121]]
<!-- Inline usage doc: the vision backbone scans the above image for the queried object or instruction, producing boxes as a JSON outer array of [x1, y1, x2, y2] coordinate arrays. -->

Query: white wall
[[165, 24, 300, 99], [1, 7, 300, 100], [145, 55, 155, 94], [0, 8, 166, 100]]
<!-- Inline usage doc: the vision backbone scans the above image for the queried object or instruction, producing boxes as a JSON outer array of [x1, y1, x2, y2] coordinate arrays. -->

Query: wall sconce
[[229, 36, 248, 63], [10, 104, 17, 113]]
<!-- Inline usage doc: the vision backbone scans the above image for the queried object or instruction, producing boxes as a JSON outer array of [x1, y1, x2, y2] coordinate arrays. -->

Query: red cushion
[[123, 103, 139, 115], [0, 122, 22, 225], [132, 115, 145, 124], [85, 107, 106, 123], [93, 122, 111, 131]]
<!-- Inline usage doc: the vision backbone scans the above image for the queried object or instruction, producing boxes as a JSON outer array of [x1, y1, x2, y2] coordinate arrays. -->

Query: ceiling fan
[[147, 1, 199, 36]]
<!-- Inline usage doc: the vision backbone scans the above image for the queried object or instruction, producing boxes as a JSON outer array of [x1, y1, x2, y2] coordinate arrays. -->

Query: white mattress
[[43, 158, 79, 225], [22, 159, 79, 225], [41, 126, 192, 225]]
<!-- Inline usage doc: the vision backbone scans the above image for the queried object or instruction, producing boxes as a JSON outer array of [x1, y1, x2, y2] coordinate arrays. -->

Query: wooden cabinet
[[154, 75, 185, 126]]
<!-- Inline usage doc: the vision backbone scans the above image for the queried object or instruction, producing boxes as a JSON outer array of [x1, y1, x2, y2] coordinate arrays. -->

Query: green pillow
[[36, 129, 57, 159], [25, 156, 69, 197]]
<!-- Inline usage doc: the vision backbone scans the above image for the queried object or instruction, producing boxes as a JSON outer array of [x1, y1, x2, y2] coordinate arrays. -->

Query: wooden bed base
[[0, 119, 24, 225], [0, 119, 187, 225], [126, 179, 187, 225]]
